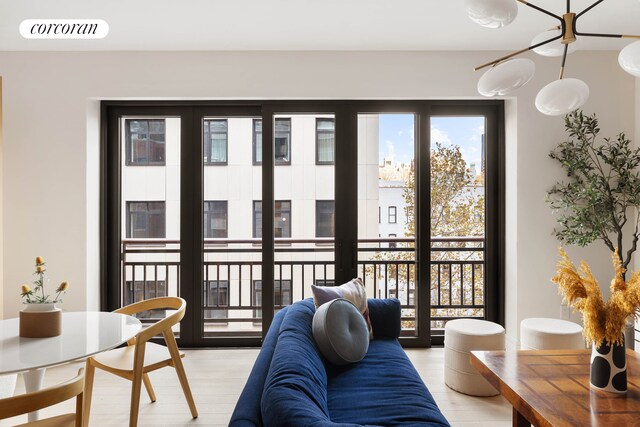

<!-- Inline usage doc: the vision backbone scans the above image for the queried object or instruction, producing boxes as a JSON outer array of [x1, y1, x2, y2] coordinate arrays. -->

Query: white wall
[[0, 76, 3, 319], [0, 51, 636, 345]]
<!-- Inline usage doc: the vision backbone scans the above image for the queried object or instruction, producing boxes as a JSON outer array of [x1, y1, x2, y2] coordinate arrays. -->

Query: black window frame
[[125, 201, 166, 238], [204, 200, 228, 239], [103, 99, 505, 349], [316, 117, 335, 165], [125, 119, 166, 166], [203, 119, 228, 165]]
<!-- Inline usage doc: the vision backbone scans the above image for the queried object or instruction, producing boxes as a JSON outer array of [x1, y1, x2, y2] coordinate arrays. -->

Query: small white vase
[[22, 303, 58, 312]]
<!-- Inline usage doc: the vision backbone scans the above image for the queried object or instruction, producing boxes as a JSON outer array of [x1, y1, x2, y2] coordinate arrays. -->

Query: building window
[[126, 202, 166, 238], [378, 206, 381, 224], [125, 280, 167, 306], [275, 119, 291, 164], [253, 119, 262, 164], [204, 201, 228, 238], [315, 279, 335, 287], [253, 118, 291, 165], [253, 280, 292, 321], [253, 200, 291, 238], [125, 280, 167, 318], [389, 206, 397, 224], [203, 119, 228, 165], [204, 280, 228, 321], [405, 206, 414, 229], [316, 200, 335, 238], [389, 233, 397, 249], [316, 118, 335, 164], [125, 119, 165, 165]]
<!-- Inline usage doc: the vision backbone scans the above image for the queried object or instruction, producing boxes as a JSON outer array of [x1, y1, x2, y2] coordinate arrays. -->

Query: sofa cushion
[[326, 339, 450, 426], [229, 307, 288, 426], [312, 298, 369, 365], [261, 300, 333, 426], [367, 297, 401, 339], [312, 278, 373, 337]]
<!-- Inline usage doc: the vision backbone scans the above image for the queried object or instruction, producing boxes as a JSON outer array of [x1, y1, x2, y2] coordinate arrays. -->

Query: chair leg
[[142, 374, 156, 402], [83, 360, 96, 427], [75, 392, 84, 427], [164, 331, 198, 418], [129, 344, 146, 427]]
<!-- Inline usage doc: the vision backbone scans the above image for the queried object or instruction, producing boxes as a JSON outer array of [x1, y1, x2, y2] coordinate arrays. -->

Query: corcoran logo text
[[19, 19, 109, 39]]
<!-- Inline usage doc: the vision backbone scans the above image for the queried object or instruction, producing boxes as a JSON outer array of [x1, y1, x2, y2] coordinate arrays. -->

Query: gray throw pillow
[[312, 298, 369, 365]]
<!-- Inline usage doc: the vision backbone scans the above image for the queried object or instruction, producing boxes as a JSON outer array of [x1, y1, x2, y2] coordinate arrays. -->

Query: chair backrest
[[115, 297, 186, 343], [0, 369, 84, 421]]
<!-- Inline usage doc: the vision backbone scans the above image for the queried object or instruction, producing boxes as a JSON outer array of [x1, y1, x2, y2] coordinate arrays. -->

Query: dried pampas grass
[[551, 248, 640, 346]]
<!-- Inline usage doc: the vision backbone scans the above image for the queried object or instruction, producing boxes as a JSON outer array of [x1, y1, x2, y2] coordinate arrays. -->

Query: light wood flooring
[[1, 348, 511, 427]]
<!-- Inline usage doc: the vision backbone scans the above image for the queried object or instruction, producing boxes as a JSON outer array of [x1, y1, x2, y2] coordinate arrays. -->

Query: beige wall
[[0, 51, 636, 343]]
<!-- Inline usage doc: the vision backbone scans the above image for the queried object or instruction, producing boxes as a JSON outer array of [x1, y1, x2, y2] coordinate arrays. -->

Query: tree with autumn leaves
[[371, 142, 485, 328]]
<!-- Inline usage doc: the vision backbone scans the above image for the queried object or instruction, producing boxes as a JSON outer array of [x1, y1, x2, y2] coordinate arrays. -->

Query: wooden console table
[[470, 349, 640, 427]]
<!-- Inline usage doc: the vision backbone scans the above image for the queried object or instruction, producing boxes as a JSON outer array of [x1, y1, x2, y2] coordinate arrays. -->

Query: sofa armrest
[[367, 298, 401, 339]]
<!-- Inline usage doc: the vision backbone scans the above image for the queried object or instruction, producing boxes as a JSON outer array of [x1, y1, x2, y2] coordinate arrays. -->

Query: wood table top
[[470, 349, 640, 427]]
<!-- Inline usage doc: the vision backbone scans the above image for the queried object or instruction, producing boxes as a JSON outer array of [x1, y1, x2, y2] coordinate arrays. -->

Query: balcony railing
[[121, 236, 484, 336]]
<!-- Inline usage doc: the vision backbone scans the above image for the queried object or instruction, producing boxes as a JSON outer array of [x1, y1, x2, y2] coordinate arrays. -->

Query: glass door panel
[[120, 116, 181, 336], [357, 113, 417, 336], [272, 113, 336, 310], [429, 116, 486, 332], [202, 116, 262, 339]]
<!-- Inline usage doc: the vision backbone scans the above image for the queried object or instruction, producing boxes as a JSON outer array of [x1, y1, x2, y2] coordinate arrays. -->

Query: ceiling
[[0, 0, 638, 51]]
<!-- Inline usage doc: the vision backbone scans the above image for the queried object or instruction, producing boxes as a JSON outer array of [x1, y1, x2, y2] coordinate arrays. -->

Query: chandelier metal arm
[[559, 44, 569, 80], [516, 0, 563, 22], [474, 34, 562, 71], [576, 0, 605, 19], [574, 31, 640, 40]]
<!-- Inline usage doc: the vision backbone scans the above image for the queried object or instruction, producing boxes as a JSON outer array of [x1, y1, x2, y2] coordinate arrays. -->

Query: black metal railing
[[121, 236, 484, 335]]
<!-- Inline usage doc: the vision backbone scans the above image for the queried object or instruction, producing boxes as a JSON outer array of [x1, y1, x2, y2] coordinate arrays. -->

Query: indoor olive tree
[[547, 110, 640, 273]]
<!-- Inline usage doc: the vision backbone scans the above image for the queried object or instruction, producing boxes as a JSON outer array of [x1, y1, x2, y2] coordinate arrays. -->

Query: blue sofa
[[230, 298, 450, 426]]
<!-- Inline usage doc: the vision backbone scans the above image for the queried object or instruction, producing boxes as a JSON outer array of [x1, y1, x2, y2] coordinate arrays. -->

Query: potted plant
[[547, 110, 640, 336], [19, 256, 69, 338]]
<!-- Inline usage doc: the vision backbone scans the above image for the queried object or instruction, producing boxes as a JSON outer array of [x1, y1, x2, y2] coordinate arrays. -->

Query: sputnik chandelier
[[466, 0, 640, 115]]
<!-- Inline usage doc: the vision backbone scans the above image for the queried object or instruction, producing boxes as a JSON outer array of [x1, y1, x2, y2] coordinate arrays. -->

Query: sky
[[378, 114, 485, 172]]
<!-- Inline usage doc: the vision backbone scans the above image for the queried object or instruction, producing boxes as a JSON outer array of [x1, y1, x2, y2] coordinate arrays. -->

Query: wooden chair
[[83, 297, 197, 427], [0, 369, 84, 427]]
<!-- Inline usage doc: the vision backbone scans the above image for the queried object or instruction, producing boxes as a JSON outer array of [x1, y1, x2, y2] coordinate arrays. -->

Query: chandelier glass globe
[[464, 0, 518, 29]]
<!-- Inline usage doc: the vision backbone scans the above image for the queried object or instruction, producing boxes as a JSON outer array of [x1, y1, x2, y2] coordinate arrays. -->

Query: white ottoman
[[520, 318, 584, 350], [444, 319, 505, 396]]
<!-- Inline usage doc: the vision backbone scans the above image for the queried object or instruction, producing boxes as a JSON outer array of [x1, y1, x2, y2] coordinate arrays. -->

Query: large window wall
[[103, 100, 504, 347]]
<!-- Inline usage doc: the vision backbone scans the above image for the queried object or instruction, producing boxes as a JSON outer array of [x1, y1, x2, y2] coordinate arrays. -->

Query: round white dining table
[[0, 311, 142, 421]]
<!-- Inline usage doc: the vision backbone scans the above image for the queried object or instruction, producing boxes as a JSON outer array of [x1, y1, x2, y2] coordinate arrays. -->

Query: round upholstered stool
[[444, 319, 505, 397], [520, 318, 584, 350]]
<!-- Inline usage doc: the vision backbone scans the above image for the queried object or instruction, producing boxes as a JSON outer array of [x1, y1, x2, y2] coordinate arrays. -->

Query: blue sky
[[379, 114, 485, 170]]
